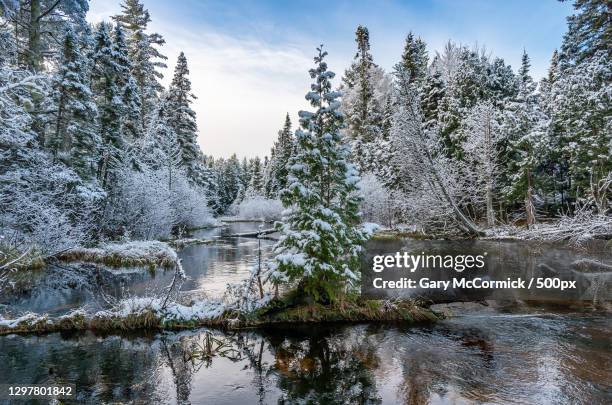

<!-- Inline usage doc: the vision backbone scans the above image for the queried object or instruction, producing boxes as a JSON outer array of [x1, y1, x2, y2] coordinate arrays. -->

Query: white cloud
[[89, 2, 315, 158]]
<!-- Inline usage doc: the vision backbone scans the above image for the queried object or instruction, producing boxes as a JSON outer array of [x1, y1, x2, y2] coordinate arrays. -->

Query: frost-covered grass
[[236, 196, 283, 221], [0, 292, 441, 335], [484, 213, 612, 245], [56, 240, 179, 268]]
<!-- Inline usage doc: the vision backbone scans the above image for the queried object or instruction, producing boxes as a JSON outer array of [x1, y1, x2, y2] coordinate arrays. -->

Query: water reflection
[[0, 309, 609, 404]]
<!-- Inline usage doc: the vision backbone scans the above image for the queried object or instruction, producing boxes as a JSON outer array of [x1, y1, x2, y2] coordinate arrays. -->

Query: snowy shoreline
[[0, 296, 441, 335]]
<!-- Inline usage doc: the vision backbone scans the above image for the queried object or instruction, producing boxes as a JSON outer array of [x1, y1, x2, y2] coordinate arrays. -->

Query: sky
[[88, 0, 574, 159]]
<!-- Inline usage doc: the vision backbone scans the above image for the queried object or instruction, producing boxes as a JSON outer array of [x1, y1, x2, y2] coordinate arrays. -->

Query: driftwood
[[227, 229, 277, 238]]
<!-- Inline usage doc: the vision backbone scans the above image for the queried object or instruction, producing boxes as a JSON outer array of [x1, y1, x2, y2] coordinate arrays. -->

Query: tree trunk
[[486, 182, 495, 227], [28, 0, 41, 71], [525, 171, 536, 228]]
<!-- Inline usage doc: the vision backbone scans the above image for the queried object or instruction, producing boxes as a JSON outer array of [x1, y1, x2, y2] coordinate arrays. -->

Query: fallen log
[[227, 228, 277, 238]]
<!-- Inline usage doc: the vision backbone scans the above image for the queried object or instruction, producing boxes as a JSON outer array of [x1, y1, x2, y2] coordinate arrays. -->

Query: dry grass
[[0, 298, 441, 336], [56, 242, 177, 269]]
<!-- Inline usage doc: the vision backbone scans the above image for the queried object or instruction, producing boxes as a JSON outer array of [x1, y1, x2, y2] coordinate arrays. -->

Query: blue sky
[[89, 0, 574, 158]]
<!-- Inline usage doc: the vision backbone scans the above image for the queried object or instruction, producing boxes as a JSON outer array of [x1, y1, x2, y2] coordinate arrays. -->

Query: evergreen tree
[[270, 46, 368, 303], [112, 23, 142, 141], [342, 25, 387, 172], [266, 113, 294, 197], [91, 23, 125, 187], [50, 27, 99, 181], [246, 156, 264, 197], [394, 32, 428, 86], [3, 0, 89, 71], [112, 0, 167, 127], [167, 52, 200, 179], [559, 0, 610, 65], [502, 51, 547, 227], [421, 64, 445, 130], [552, 0, 611, 212]]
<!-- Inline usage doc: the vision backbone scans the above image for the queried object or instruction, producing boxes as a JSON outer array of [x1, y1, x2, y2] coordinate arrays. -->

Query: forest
[[0, 0, 610, 291]]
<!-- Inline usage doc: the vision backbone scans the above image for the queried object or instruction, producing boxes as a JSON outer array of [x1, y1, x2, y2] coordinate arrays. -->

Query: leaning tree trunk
[[525, 171, 536, 229]]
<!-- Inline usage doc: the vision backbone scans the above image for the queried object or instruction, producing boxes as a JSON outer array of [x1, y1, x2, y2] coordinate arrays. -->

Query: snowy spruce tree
[[112, 23, 142, 142], [112, 0, 167, 127], [246, 156, 264, 197], [265, 113, 294, 197], [551, 0, 611, 212], [269, 46, 369, 304], [341, 25, 390, 173], [91, 23, 126, 187], [502, 51, 548, 227], [50, 26, 100, 181]]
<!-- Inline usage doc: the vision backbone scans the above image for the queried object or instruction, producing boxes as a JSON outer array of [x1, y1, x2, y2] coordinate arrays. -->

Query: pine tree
[[421, 63, 445, 130], [341, 25, 387, 172], [266, 113, 294, 197], [91, 23, 125, 187], [559, 0, 610, 65], [246, 156, 264, 197], [112, 23, 142, 141], [552, 0, 611, 212], [502, 51, 547, 227], [395, 32, 428, 86], [167, 52, 200, 179], [112, 0, 167, 127], [3, 0, 89, 71], [270, 46, 368, 304], [50, 27, 99, 181]]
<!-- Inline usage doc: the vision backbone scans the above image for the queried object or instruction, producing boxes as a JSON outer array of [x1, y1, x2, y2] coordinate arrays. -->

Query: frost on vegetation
[[486, 210, 612, 246], [57, 240, 179, 268], [236, 196, 283, 221]]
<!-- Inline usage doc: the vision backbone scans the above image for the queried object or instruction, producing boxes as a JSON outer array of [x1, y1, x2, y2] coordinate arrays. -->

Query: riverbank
[[374, 213, 612, 245], [0, 296, 441, 335]]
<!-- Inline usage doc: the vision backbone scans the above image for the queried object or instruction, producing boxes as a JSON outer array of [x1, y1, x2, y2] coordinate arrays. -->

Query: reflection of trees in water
[[0, 331, 165, 403], [380, 324, 500, 404], [262, 327, 382, 404], [159, 327, 382, 404]]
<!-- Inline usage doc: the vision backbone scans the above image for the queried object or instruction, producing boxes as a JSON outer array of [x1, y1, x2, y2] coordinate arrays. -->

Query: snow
[[236, 196, 283, 221], [64, 240, 178, 266]]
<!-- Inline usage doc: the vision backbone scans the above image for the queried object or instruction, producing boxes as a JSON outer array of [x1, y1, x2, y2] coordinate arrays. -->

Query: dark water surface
[[0, 223, 610, 404], [0, 310, 609, 404]]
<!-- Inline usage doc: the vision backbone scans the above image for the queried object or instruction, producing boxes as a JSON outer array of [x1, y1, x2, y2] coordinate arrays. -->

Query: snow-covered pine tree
[[218, 154, 242, 212], [421, 62, 445, 130], [112, 23, 142, 141], [91, 23, 125, 187], [270, 45, 368, 304], [49, 26, 100, 181], [3, 0, 89, 71], [551, 0, 611, 213], [395, 32, 428, 86], [167, 52, 198, 173], [502, 51, 548, 227], [112, 0, 167, 128], [265, 113, 294, 197], [246, 156, 264, 197], [341, 25, 388, 173]]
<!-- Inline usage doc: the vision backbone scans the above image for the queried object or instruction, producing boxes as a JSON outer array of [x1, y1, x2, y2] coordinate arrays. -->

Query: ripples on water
[[0, 310, 609, 404], [0, 222, 610, 404]]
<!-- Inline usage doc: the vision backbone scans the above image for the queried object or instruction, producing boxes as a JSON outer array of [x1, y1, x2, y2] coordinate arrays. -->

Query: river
[[0, 222, 610, 404]]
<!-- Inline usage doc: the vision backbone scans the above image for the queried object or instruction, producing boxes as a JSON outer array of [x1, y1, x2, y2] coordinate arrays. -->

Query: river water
[[0, 223, 610, 404]]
